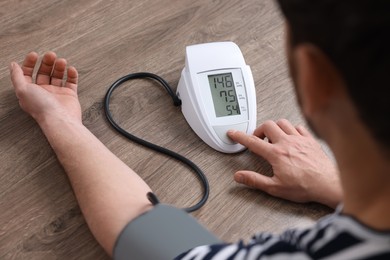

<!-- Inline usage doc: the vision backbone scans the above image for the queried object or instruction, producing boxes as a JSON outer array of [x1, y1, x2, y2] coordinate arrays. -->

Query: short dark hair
[[276, 0, 390, 152]]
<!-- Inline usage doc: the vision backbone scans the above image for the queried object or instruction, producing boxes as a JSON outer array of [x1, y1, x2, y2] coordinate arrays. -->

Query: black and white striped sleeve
[[175, 210, 390, 260]]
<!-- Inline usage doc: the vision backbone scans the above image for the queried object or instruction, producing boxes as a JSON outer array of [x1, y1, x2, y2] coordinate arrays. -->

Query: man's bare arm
[[10, 52, 152, 256]]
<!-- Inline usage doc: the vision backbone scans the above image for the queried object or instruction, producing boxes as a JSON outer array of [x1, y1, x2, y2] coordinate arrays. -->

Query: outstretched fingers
[[21, 52, 39, 83], [10, 62, 27, 96], [36, 51, 57, 85], [23, 51, 78, 90], [51, 58, 67, 87], [64, 66, 78, 91]]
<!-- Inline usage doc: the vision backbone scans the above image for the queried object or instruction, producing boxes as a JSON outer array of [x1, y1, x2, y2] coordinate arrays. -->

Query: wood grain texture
[[0, 0, 332, 259]]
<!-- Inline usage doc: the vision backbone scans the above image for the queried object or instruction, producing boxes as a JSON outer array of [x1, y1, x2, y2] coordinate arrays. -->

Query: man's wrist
[[314, 178, 343, 209], [37, 112, 83, 137]]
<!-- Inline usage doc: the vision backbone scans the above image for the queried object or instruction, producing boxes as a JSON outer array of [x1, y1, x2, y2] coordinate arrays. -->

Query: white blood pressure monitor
[[177, 42, 257, 153]]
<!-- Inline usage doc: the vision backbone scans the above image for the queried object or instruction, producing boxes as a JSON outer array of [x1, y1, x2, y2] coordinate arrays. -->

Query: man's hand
[[10, 51, 81, 124], [228, 119, 342, 208]]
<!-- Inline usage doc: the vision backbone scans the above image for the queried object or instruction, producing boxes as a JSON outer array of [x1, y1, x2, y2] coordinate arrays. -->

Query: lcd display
[[208, 73, 241, 117]]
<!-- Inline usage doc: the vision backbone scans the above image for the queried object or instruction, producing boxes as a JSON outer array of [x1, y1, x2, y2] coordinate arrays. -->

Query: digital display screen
[[208, 73, 241, 117]]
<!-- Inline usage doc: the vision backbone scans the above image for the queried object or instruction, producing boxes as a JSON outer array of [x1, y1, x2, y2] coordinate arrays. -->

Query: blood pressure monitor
[[177, 42, 257, 153]]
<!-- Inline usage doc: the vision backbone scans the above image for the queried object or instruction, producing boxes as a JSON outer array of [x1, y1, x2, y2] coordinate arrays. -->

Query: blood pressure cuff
[[113, 204, 221, 260]]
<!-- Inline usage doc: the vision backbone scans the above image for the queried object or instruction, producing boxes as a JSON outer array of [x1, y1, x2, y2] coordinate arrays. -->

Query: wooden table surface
[[0, 0, 332, 259]]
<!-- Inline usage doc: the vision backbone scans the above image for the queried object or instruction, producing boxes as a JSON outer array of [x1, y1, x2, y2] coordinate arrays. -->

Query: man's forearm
[[38, 115, 152, 256]]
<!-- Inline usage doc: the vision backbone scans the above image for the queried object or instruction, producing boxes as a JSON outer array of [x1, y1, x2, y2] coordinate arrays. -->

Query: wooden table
[[0, 0, 332, 258]]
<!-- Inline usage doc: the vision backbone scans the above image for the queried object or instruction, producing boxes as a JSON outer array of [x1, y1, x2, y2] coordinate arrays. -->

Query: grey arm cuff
[[113, 204, 221, 260]]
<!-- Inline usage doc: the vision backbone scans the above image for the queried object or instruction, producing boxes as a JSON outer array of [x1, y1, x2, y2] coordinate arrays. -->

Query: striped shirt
[[175, 207, 390, 259]]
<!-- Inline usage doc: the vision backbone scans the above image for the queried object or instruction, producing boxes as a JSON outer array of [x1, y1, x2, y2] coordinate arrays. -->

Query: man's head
[[276, 0, 390, 153]]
